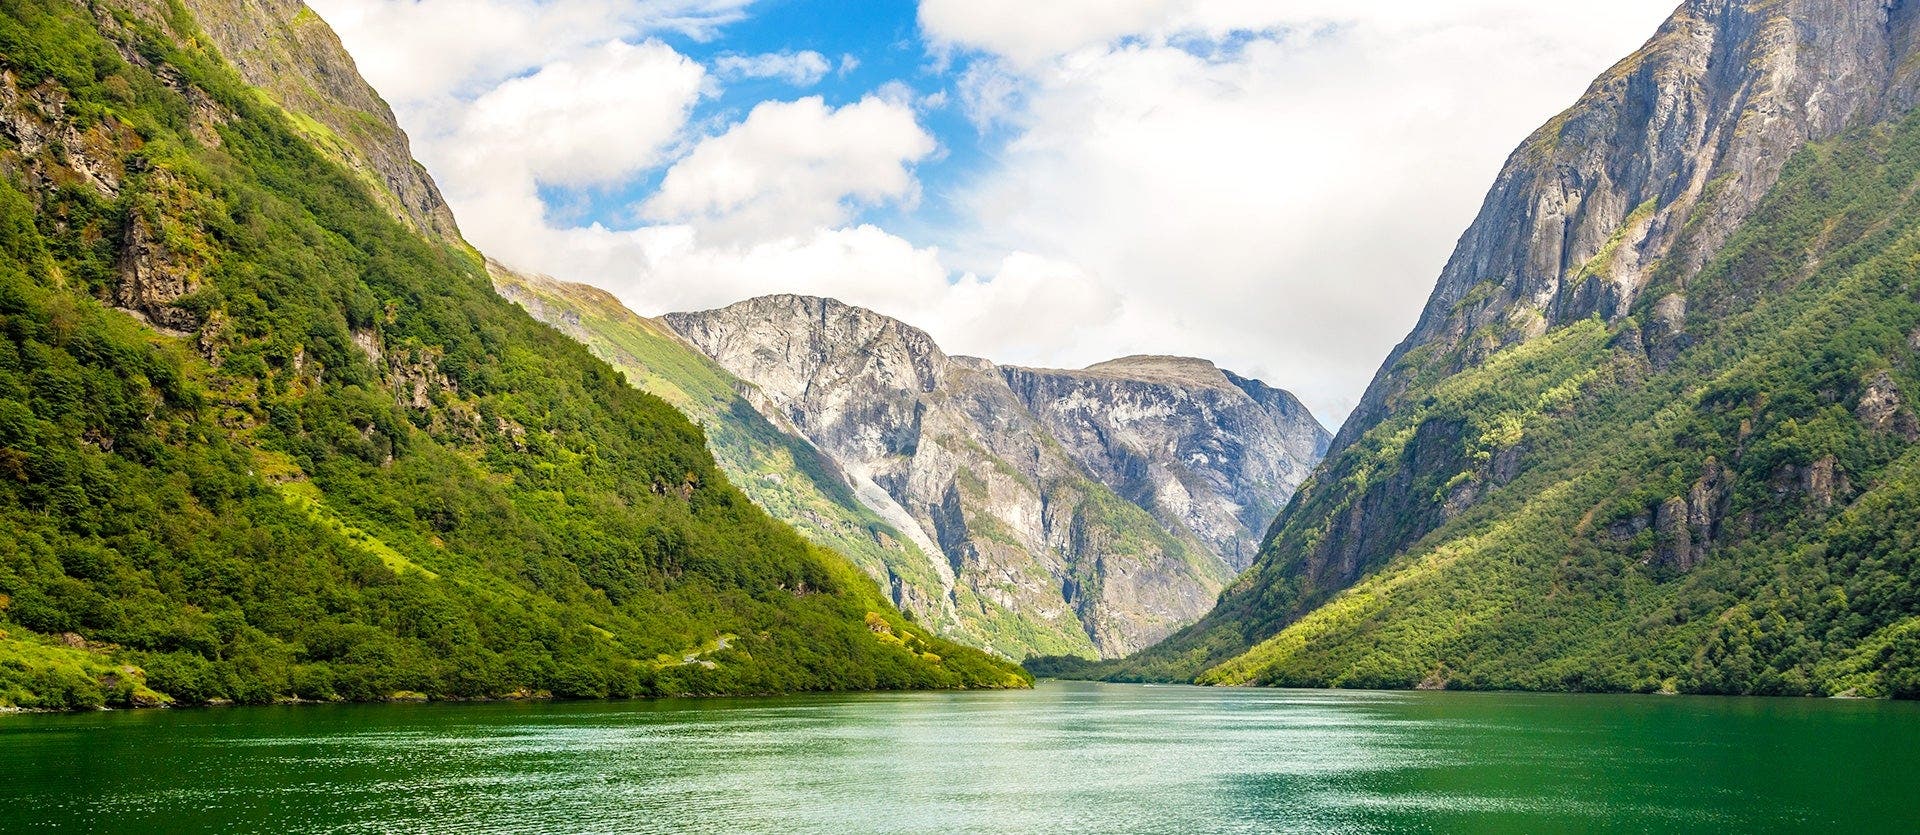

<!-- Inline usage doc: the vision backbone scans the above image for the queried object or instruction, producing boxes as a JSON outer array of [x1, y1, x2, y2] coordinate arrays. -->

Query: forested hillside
[[0, 0, 1023, 709]]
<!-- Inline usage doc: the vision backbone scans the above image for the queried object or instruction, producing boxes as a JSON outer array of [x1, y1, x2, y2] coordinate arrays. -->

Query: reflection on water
[[3, 682, 1918, 833]]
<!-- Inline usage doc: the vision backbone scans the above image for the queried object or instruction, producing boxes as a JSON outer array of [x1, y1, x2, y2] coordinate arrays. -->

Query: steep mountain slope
[[491, 267, 968, 638], [0, 0, 1022, 709], [151, 0, 458, 243], [664, 295, 1328, 658], [1064, 0, 1920, 698]]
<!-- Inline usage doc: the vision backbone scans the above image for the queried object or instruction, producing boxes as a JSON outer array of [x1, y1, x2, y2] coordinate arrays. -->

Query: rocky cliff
[[1001, 357, 1327, 570], [665, 296, 1327, 658], [1076, 0, 1920, 698], [1342, 0, 1920, 451]]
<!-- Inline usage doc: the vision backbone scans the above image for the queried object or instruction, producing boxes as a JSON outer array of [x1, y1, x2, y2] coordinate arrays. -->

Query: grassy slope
[[1053, 115, 1920, 698], [0, 0, 1025, 708]]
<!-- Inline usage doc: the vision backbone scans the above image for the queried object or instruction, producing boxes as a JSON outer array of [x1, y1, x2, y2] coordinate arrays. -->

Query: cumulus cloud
[[399, 37, 705, 268], [642, 96, 938, 241], [308, 0, 953, 347], [713, 50, 834, 85], [450, 40, 705, 188], [955, 60, 1022, 131], [308, 0, 751, 105]]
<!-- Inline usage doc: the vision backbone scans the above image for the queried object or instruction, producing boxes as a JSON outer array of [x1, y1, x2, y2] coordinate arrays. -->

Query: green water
[[2, 682, 1917, 833]]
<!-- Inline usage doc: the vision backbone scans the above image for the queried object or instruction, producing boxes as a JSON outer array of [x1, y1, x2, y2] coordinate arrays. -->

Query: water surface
[[4, 682, 1917, 832]]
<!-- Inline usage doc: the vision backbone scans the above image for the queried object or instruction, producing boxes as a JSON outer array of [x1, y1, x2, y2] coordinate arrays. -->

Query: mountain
[[489, 267, 970, 640], [1062, 0, 1920, 698], [0, 0, 1023, 709], [1001, 356, 1329, 570], [663, 295, 1329, 658]]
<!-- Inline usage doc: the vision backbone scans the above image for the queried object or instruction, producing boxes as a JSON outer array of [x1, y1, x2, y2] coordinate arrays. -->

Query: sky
[[304, 0, 1681, 427]]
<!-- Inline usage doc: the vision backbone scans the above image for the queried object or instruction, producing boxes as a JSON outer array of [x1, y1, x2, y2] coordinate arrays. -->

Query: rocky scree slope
[[1056, 0, 1920, 698], [664, 295, 1327, 659], [0, 0, 1023, 709]]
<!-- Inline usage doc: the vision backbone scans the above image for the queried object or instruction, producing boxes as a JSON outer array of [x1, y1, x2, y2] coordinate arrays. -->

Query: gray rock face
[[1000, 357, 1328, 570], [1340, 0, 1920, 453], [665, 296, 1327, 658]]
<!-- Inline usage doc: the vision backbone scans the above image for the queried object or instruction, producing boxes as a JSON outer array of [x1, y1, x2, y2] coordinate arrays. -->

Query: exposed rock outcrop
[[0, 71, 134, 200], [1857, 371, 1920, 440], [1654, 457, 1732, 571], [1771, 455, 1852, 510], [115, 209, 202, 332]]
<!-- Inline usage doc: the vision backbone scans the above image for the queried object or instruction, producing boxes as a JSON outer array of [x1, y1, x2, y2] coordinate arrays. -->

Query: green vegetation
[[0, 0, 1024, 708], [1047, 109, 1920, 698]]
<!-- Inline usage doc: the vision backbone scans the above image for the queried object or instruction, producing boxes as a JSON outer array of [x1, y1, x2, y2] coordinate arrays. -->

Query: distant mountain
[[1071, 0, 1920, 698], [662, 295, 1329, 658], [0, 0, 1023, 709]]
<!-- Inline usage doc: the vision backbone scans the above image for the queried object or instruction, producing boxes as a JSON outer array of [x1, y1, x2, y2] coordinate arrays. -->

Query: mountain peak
[[1077, 355, 1226, 386], [1340, 0, 1920, 451]]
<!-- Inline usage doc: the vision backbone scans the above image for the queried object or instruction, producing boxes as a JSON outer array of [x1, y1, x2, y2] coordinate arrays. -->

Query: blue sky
[[542, 0, 997, 235], [307, 0, 1680, 425]]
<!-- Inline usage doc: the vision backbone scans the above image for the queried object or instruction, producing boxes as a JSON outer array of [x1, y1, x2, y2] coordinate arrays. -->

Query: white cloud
[[713, 50, 833, 86], [941, 254, 1123, 361], [919, 0, 1671, 69], [918, 0, 1177, 67], [642, 96, 938, 241], [308, 0, 752, 105], [398, 37, 706, 271], [449, 40, 705, 188], [955, 60, 1022, 131]]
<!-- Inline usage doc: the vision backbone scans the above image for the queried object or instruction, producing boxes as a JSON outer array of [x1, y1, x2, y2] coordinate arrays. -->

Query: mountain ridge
[[660, 292, 1328, 658]]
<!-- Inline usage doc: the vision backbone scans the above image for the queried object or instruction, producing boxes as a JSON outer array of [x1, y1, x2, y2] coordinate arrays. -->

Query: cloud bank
[[309, 0, 1679, 425]]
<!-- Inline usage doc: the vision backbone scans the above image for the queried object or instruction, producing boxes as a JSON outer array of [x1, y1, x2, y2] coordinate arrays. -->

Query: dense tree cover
[[0, 0, 1025, 709], [1043, 115, 1920, 698]]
